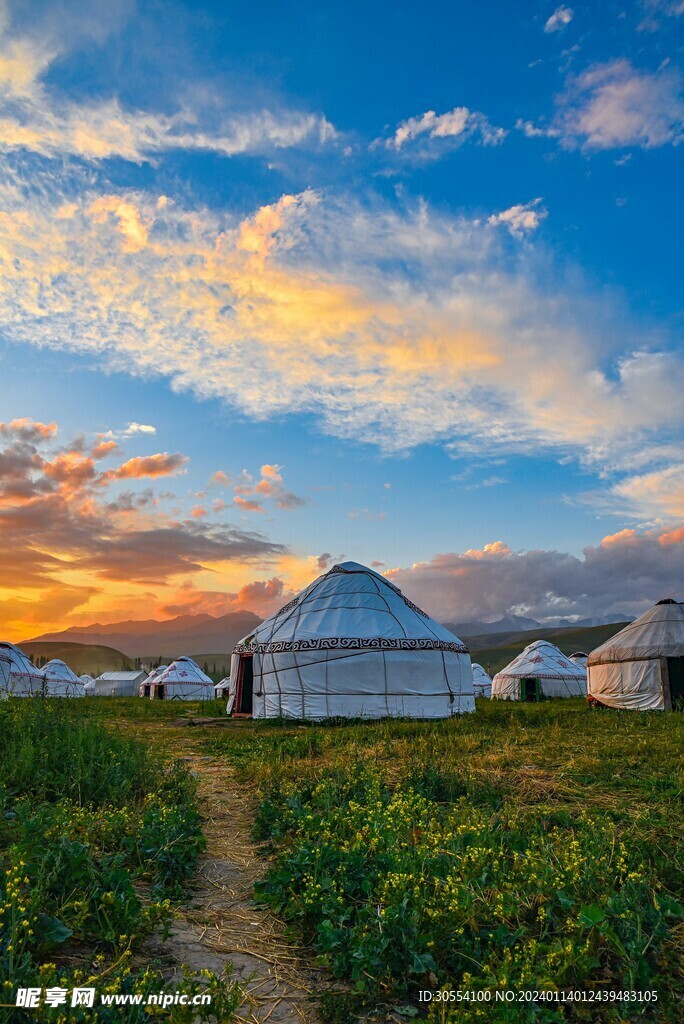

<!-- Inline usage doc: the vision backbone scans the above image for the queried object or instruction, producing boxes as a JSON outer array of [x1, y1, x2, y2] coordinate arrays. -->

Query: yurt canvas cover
[[41, 659, 85, 697], [472, 663, 492, 698], [0, 653, 11, 694], [0, 643, 43, 697], [492, 640, 586, 701], [587, 600, 684, 711], [229, 561, 474, 720], [152, 658, 213, 700], [569, 652, 588, 671]]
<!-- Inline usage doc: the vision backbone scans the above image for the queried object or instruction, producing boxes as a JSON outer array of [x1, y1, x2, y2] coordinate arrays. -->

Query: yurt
[[569, 652, 588, 672], [228, 561, 474, 720], [0, 653, 12, 694], [41, 659, 85, 697], [82, 677, 96, 696], [214, 678, 230, 700], [492, 640, 586, 701], [150, 658, 214, 700], [94, 670, 148, 697], [587, 599, 684, 711], [472, 663, 492, 698], [140, 665, 168, 698], [0, 643, 43, 696]]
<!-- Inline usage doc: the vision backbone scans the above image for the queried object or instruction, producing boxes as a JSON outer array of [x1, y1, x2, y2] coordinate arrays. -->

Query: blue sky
[[0, 0, 682, 636]]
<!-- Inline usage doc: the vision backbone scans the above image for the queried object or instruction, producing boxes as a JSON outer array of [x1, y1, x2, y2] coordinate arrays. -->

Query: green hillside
[[21, 641, 131, 677], [468, 621, 628, 676]]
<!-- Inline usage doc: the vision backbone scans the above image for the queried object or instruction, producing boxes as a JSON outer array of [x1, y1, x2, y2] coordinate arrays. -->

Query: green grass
[[187, 701, 683, 1023], [0, 698, 239, 1022]]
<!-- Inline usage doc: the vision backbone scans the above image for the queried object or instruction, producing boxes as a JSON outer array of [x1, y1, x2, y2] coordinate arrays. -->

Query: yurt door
[[235, 655, 254, 715], [666, 658, 684, 706], [521, 677, 538, 702]]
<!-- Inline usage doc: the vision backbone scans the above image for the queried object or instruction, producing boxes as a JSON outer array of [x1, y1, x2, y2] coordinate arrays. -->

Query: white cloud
[[383, 106, 506, 153], [544, 6, 574, 33], [487, 198, 547, 236], [0, 5, 336, 164], [0, 170, 682, 521], [550, 59, 684, 150]]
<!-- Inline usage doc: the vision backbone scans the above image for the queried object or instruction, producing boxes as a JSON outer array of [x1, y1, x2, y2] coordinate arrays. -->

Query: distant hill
[[446, 612, 631, 640], [21, 641, 130, 677], [466, 621, 629, 676], [27, 610, 261, 659]]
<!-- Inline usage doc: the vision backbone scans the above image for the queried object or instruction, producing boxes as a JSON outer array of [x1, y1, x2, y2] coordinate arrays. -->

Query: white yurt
[[587, 599, 684, 711], [150, 658, 214, 700], [82, 677, 96, 696], [41, 659, 85, 697], [569, 652, 588, 672], [214, 677, 230, 700], [140, 665, 168, 697], [0, 643, 43, 696], [472, 663, 492, 698], [492, 640, 587, 701], [228, 561, 474, 720], [0, 653, 12, 694], [94, 670, 148, 697]]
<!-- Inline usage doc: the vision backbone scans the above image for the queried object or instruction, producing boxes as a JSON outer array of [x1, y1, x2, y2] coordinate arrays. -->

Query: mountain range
[[26, 609, 630, 659]]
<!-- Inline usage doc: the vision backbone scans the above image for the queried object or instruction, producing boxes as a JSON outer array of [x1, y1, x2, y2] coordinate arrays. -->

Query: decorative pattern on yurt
[[151, 657, 214, 700], [0, 642, 43, 697], [228, 560, 474, 720]]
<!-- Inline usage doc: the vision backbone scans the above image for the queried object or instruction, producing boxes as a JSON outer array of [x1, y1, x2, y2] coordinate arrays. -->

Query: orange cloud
[[0, 418, 57, 442], [112, 452, 188, 479], [43, 452, 97, 486], [92, 439, 119, 459]]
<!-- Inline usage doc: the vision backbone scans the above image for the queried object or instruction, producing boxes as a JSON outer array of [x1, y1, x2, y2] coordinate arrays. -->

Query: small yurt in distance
[[569, 652, 588, 672], [492, 640, 586, 701], [472, 663, 492, 698], [94, 670, 148, 697], [215, 678, 230, 700], [0, 643, 43, 696], [140, 665, 168, 697], [150, 658, 214, 700], [41, 659, 85, 697], [228, 560, 474, 720], [587, 599, 684, 711]]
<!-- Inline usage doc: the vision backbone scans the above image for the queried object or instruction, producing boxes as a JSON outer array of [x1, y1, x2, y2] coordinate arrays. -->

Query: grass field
[[0, 699, 239, 1022], [3, 698, 682, 1022]]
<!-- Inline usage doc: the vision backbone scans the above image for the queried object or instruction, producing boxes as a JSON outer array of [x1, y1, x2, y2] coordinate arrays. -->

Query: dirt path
[[160, 750, 325, 1023]]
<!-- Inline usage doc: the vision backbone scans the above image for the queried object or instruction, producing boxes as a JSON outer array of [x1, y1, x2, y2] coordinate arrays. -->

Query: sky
[[0, 0, 683, 640]]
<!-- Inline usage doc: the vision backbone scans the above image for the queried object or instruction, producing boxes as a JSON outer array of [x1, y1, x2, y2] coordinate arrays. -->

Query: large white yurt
[[140, 665, 168, 697], [472, 663, 492, 698], [587, 599, 684, 711], [94, 670, 148, 697], [41, 659, 85, 697], [492, 640, 586, 701], [0, 643, 43, 696], [228, 561, 474, 720], [150, 658, 214, 700]]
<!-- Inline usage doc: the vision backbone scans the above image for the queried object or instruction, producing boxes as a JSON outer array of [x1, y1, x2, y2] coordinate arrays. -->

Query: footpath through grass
[[0, 698, 239, 1023], [185, 700, 684, 1023]]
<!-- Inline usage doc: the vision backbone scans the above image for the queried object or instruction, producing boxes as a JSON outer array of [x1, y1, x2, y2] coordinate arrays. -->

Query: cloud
[[381, 106, 506, 153], [347, 508, 387, 521], [387, 527, 684, 623], [0, 418, 57, 442], [487, 198, 547, 236], [112, 452, 188, 479], [0, 173, 682, 521], [544, 6, 574, 33], [233, 465, 308, 513], [0, 421, 287, 635], [0, 4, 336, 165], [543, 59, 684, 150]]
